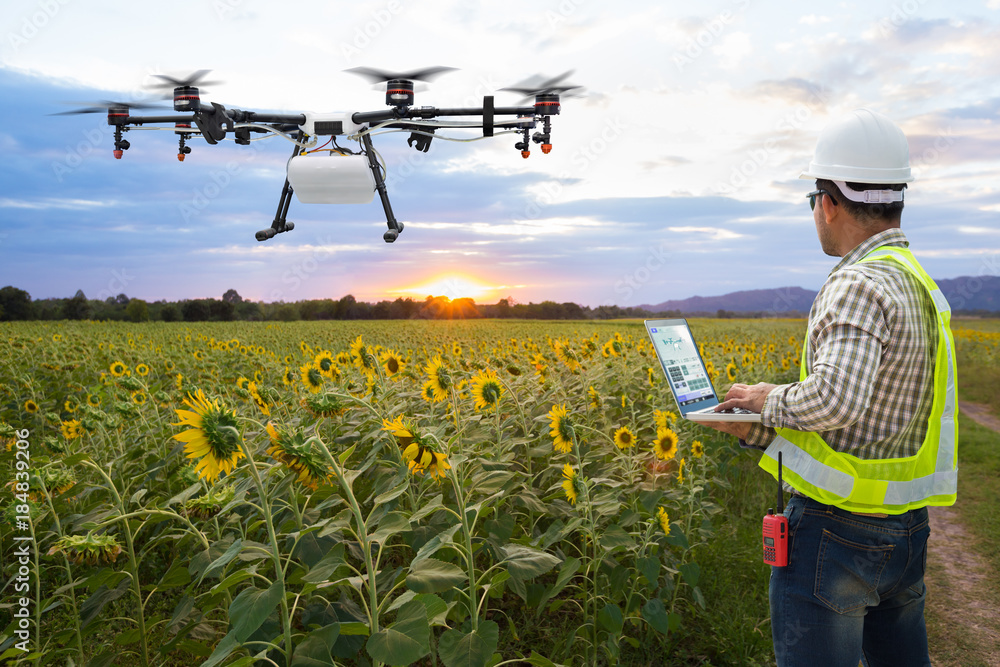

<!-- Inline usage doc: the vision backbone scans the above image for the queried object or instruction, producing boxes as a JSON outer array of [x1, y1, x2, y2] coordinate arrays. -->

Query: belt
[[789, 491, 888, 518]]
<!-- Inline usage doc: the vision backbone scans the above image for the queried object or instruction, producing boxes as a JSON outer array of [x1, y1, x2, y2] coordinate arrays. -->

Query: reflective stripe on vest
[[759, 245, 958, 514]]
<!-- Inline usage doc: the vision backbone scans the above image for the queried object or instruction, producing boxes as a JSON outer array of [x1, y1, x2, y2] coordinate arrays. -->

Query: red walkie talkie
[[762, 451, 789, 567]]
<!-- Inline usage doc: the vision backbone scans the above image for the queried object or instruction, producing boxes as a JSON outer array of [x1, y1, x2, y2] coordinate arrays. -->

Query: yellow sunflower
[[350, 336, 378, 376], [135, 363, 149, 377], [383, 417, 450, 480], [24, 399, 39, 414], [61, 419, 82, 440], [300, 363, 324, 394], [726, 361, 737, 382], [561, 463, 579, 505], [64, 398, 78, 413], [313, 350, 338, 379], [587, 386, 601, 410], [131, 390, 146, 406], [266, 422, 328, 489], [613, 426, 636, 450], [548, 404, 574, 454], [380, 350, 405, 378], [420, 380, 437, 403], [677, 457, 686, 484], [652, 427, 678, 461], [653, 409, 676, 431], [470, 369, 504, 412], [109, 361, 129, 378], [172, 389, 245, 482], [691, 440, 704, 459], [236, 376, 251, 391], [656, 506, 670, 535], [424, 356, 451, 402], [86, 394, 101, 408], [248, 382, 270, 416]]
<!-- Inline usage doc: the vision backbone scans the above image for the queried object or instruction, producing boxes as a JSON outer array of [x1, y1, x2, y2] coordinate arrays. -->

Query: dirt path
[[925, 402, 1000, 666]]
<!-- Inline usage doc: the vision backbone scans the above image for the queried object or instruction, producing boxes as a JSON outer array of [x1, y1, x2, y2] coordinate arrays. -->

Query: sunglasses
[[806, 189, 838, 211]]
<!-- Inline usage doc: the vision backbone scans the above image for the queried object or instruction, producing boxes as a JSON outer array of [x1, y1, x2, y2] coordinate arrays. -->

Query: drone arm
[[359, 132, 403, 243]]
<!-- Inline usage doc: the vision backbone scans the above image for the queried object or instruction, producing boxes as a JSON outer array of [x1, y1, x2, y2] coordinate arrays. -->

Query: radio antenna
[[776, 451, 784, 514]]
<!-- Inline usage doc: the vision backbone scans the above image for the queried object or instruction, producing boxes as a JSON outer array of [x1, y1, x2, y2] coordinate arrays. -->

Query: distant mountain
[[638, 276, 1000, 314]]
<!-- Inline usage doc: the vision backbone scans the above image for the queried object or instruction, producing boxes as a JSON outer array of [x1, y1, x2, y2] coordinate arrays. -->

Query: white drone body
[[287, 111, 375, 205]]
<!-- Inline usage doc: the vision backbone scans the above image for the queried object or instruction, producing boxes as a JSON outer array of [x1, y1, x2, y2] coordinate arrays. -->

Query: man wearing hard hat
[[704, 108, 957, 667]]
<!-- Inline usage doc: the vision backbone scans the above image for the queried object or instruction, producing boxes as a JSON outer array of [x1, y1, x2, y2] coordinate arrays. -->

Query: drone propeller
[[500, 70, 584, 101], [50, 99, 165, 116], [346, 66, 456, 107], [147, 70, 224, 112]]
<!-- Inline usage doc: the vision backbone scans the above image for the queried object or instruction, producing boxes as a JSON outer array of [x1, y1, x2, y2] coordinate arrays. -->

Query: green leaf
[[641, 598, 670, 635], [157, 557, 192, 590], [598, 524, 635, 552], [369, 511, 410, 544], [200, 537, 243, 582], [291, 623, 342, 667], [665, 527, 689, 550], [374, 479, 410, 506], [502, 545, 561, 580], [412, 523, 462, 564], [229, 580, 284, 643], [80, 576, 130, 627], [366, 599, 430, 666], [438, 620, 500, 667], [302, 544, 347, 584], [210, 569, 254, 596], [679, 562, 700, 588], [535, 556, 581, 617], [598, 603, 624, 635], [410, 494, 444, 522], [406, 558, 467, 594], [200, 630, 241, 667], [523, 651, 566, 667], [692, 585, 706, 610], [338, 443, 357, 466], [638, 556, 660, 588]]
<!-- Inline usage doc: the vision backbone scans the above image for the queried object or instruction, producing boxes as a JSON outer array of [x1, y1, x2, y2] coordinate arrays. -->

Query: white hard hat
[[800, 108, 914, 184]]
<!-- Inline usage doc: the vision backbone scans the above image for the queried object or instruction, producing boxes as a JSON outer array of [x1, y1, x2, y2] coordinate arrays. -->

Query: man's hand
[[698, 383, 778, 441]]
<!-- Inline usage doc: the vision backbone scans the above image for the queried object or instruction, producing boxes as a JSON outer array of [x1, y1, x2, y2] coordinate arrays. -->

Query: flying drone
[[55, 68, 581, 243]]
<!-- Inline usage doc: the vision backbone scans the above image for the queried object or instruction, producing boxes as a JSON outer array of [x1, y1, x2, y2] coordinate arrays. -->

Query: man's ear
[[820, 190, 840, 224]]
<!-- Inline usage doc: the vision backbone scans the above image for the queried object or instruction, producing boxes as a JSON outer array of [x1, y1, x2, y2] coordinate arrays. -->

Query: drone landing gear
[[360, 132, 404, 243], [256, 176, 296, 241]]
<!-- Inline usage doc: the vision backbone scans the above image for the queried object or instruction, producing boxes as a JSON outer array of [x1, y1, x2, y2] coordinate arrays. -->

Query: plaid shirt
[[746, 228, 938, 460]]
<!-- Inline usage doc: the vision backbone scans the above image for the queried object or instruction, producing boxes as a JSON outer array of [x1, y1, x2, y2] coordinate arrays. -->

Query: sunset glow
[[392, 274, 514, 303]]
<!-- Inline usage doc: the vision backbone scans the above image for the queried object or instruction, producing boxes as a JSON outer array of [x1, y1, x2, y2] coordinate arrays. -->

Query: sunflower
[[248, 382, 270, 416], [587, 386, 601, 410], [647, 367, 657, 386], [300, 394, 346, 417], [131, 390, 146, 406], [300, 363, 324, 394], [725, 361, 737, 382], [691, 440, 704, 459], [313, 350, 338, 379], [561, 463, 579, 505], [109, 361, 129, 378], [183, 485, 236, 520], [265, 422, 328, 489], [452, 342, 462, 357], [172, 389, 244, 482], [61, 419, 82, 440], [656, 506, 670, 535], [236, 376, 251, 391], [652, 427, 678, 461], [86, 393, 101, 408], [613, 426, 636, 450], [677, 457, 686, 484], [64, 397, 78, 413], [24, 399, 39, 414], [653, 409, 676, 430], [424, 356, 452, 402], [383, 416, 451, 480], [470, 369, 504, 412], [548, 404, 575, 454], [47, 533, 124, 566], [135, 363, 149, 377], [420, 380, 437, 403], [380, 350, 405, 378], [350, 336, 378, 376]]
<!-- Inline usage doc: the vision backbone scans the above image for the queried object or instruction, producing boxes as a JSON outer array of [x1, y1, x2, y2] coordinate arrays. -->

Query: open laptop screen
[[645, 319, 720, 415]]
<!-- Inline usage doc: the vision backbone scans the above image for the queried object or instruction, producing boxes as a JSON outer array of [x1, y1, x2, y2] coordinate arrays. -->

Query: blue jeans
[[770, 495, 931, 667]]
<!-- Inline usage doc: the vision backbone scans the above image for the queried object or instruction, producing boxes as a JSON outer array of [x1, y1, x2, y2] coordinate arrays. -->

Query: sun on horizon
[[390, 273, 520, 303]]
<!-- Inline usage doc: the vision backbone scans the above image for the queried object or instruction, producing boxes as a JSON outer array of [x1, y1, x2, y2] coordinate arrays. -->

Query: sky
[[1, 0, 998, 309]]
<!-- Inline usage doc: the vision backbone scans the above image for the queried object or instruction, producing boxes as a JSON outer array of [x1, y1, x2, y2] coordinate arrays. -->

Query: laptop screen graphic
[[648, 324, 716, 408]]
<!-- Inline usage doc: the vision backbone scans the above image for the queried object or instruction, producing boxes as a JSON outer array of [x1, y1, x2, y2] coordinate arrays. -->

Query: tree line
[[0, 286, 679, 322]]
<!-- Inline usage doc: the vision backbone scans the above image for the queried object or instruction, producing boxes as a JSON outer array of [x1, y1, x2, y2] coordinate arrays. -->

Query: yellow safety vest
[[760, 245, 958, 514]]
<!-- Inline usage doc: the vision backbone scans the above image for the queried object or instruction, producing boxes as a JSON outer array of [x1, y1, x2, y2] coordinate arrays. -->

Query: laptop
[[644, 319, 761, 423]]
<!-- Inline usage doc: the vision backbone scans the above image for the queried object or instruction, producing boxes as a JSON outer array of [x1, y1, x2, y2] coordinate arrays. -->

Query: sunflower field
[[0, 318, 804, 666]]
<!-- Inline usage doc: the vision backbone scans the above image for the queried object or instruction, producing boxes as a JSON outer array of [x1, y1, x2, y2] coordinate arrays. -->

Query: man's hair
[[817, 178, 906, 228]]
